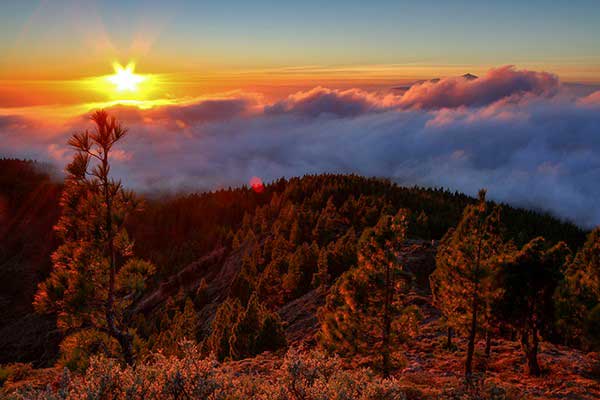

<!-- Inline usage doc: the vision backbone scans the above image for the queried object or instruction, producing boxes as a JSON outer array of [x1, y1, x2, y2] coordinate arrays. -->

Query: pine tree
[[318, 210, 415, 377], [230, 265, 255, 306], [194, 278, 209, 309], [430, 229, 458, 349], [556, 228, 600, 350], [230, 294, 262, 359], [312, 196, 349, 245], [496, 237, 570, 375], [257, 258, 285, 307], [34, 110, 153, 365], [255, 312, 287, 353], [325, 227, 358, 279], [152, 297, 199, 354], [430, 189, 504, 379], [311, 247, 331, 290], [205, 297, 243, 361], [289, 219, 302, 245], [207, 293, 286, 361], [282, 242, 318, 300]]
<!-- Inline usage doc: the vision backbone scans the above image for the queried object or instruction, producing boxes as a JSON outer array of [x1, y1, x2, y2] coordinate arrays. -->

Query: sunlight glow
[[85, 61, 162, 103], [108, 62, 145, 92]]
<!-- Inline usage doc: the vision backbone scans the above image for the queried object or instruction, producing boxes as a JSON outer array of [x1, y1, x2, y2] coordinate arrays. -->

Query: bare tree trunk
[[466, 234, 484, 380], [485, 329, 492, 357], [382, 263, 392, 378], [446, 327, 453, 348], [465, 293, 478, 379], [523, 328, 541, 376], [102, 152, 134, 365]]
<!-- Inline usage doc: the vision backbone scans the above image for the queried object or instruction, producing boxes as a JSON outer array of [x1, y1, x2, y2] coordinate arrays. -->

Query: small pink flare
[[250, 176, 264, 193]]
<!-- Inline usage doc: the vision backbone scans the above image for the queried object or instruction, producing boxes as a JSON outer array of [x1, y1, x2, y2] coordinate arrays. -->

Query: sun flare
[[88, 61, 160, 104], [107, 62, 145, 92]]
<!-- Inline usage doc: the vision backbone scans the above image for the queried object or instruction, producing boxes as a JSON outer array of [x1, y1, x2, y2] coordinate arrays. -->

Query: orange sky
[[1, 1, 599, 113], [2, 62, 600, 111]]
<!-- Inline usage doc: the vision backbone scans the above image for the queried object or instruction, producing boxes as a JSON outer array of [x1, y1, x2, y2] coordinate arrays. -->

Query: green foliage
[[324, 227, 358, 279], [257, 258, 285, 307], [318, 210, 418, 375], [150, 298, 200, 355], [495, 237, 570, 375], [255, 312, 287, 354], [584, 304, 600, 350], [430, 190, 507, 377], [56, 329, 120, 372], [116, 259, 156, 300], [229, 294, 263, 359], [1, 161, 590, 369], [311, 247, 331, 289], [283, 242, 319, 300], [230, 266, 255, 305], [206, 294, 286, 361], [556, 228, 600, 350], [312, 196, 350, 244], [129, 174, 585, 300], [204, 297, 243, 361], [33, 111, 155, 366]]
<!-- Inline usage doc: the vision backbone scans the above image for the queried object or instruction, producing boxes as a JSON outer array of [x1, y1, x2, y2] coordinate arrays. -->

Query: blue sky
[[1, 0, 599, 80]]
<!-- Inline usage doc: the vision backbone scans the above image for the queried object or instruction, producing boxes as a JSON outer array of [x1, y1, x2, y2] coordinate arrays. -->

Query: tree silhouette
[[34, 110, 153, 365], [496, 237, 570, 375]]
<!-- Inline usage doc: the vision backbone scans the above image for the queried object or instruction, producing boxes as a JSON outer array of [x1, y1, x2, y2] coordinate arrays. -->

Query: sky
[[1, 1, 600, 227], [1, 1, 600, 81]]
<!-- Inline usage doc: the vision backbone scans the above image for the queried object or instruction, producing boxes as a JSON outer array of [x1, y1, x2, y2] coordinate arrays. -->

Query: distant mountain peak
[[462, 73, 478, 80]]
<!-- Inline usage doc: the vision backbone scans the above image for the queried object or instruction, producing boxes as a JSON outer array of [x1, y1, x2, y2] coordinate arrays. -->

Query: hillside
[[0, 159, 62, 366], [3, 234, 599, 399], [1, 163, 597, 399]]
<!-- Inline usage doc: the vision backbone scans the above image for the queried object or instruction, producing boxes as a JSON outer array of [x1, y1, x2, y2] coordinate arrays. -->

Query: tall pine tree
[[34, 111, 154, 365], [430, 189, 504, 379], [496, 237, 570, 375], [556, 228, 600, 350], [318, 209, 415, 377]]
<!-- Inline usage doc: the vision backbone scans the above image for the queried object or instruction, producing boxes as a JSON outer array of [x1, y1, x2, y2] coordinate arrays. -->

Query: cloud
[[579, 90, 600, 106], [101, 93, 262, 128], [266, 87, 398, 117], [398, 65, 560, 110], [262, 66, 561, 116], [1, 67, 599, 227]]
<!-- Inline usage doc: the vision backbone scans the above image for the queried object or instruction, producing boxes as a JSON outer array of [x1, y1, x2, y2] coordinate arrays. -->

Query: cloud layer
[[397, 66, 560, 109], [2, 66, 600, 227]]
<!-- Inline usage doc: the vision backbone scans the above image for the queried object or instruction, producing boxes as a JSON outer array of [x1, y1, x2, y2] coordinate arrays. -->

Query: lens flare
[[250, 176, 264, 193], [108, 62, 145, 92], [84, 61, 161, 104]]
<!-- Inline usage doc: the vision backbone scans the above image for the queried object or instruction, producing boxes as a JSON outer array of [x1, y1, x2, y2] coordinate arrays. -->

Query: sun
[[87, 60, 159, 103], [107, 62, 145, 92]]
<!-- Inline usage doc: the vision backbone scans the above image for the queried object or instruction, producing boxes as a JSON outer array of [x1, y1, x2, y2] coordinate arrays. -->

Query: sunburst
[[107, 62, 145, 92]]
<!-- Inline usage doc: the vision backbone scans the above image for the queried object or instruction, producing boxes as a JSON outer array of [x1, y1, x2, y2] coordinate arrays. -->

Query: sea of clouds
[[2, 66, 600, 227]]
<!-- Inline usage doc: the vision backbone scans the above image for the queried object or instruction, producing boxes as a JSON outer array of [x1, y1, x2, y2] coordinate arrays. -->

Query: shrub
[[0, 363, 33, 387], [11, 344, 408, 400]]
